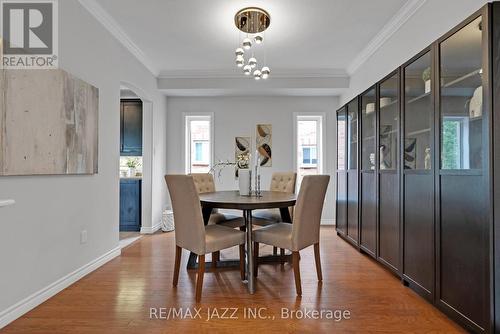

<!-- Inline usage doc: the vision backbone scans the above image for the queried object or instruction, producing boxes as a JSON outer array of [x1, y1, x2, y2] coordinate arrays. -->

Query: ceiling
[[82, 0, 421, 96]]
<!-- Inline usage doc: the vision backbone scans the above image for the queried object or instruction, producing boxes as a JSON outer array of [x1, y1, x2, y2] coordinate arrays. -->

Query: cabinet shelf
[[406, 128, 431, 137], [380, 99, 398, 109], [407, 91, 431, 104], [442, 69, 481, 88]]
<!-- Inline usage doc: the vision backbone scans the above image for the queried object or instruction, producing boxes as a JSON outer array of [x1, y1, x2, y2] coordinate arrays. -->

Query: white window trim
[[292, 113, 326, 176], [182, 112, 215, 174]]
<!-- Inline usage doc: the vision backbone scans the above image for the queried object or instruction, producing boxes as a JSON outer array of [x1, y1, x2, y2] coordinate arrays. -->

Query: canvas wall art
[[256, 124, 272, 167], [379, 125, 394, 169], [404, 138, 417, 170], [0, 69, 99, 175], [235, 136, 251, 177]]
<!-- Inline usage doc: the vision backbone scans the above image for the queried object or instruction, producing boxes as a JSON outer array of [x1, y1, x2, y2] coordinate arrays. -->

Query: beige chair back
[[165, 175, 206, 255], [191, 173, 216, 194], [292, 175, 330, 250], [270, 172, 297, 193]]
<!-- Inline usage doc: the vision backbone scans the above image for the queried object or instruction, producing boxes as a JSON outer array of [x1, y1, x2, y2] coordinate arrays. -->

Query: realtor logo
[[1, 0, 58, 68]]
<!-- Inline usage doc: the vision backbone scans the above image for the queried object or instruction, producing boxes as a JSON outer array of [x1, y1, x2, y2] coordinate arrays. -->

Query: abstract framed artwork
[[0, 69, 99, 175], [256, 124, 272, 167], [235, 136, 251, 177]]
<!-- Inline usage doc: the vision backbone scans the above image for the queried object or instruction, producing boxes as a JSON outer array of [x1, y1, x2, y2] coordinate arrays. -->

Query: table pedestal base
[[186, 253, 292, 269]]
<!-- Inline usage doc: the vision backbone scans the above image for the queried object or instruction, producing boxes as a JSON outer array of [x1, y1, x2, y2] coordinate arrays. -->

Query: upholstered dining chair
[[165, 175, 246, 302], [252, 172, 297, 256], [252, 175, 330, 296], [191, 173, 245, 266], [191, 173, 245, 228], [252, 172, 297, 225]]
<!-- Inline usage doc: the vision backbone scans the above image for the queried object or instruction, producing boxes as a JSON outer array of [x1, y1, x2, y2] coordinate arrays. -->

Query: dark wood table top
[[199, 190, 296, 210]]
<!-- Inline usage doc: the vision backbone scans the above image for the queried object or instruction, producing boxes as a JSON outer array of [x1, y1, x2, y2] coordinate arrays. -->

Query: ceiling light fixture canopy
[[233, 7, 271, 80], [234, 7, 271, 34]]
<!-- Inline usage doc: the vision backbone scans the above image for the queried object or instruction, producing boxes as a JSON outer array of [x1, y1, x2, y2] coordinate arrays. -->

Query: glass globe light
[[243, 65, 252, 75], [261, 66, 270, 79], [254, 33, 263, 44], [242, 38, 252, 50], [248, 57, 257, 69], [253, 69, 262, 80], [235, 47, 244, 56], [236, 57, 244, 67]]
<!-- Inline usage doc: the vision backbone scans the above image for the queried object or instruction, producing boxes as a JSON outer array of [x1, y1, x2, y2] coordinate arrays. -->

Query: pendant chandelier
[[234, 7, 271, 80]]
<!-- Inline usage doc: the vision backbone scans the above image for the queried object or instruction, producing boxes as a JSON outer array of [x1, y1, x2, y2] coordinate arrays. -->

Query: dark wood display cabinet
[[378, 70, 400, 274], [335, 3, 500, 333], [336, 98, 360, 247], [360, 86, 377, 257]]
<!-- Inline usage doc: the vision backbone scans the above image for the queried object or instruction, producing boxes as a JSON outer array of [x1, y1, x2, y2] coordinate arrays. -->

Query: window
[[442, 116, 470, 169], [184, 114, 213, 173], [295, 114, 324, 186], [302, 147, 317, 165]]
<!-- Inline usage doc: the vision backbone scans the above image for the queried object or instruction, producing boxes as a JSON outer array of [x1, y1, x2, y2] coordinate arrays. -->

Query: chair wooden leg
[[212, 251, 219, 268], [280, 248, 285, 264], [292, 251, 302, 296], [314, 243, 322, 281], [195, 255, 205, 302], [253, 242, 259, 277], [173, 246, 182, 287], [239, 245, 245, 280], [273, 246, 277, 255]]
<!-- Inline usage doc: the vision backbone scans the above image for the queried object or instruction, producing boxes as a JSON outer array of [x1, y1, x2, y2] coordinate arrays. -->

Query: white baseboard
[[321, 219, 335, 226], [140, 221, 162, 234], [0, 246, 121, 329]]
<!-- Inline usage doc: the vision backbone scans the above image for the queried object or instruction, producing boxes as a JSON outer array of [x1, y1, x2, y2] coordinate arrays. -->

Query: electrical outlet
[[80, 230, 87, 244]]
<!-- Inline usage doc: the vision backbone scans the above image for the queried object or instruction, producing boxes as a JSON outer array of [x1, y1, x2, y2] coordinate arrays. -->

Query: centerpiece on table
[[210, 152, 252, 196]]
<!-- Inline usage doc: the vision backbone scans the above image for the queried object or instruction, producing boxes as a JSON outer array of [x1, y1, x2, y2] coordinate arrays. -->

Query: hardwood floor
[[3, 227, 464, 333]]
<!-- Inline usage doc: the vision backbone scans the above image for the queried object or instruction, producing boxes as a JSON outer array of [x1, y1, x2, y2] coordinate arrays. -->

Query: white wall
[[166, 96, 339, 223], [0, 0, 167, 326], [341, 0, 489, 104]]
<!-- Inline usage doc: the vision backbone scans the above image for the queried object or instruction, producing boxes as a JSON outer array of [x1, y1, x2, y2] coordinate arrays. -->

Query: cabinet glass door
[[337, 108, 346, 170], [379, 74, 399, 170], [439, 16, 483, 170], [361, 88, 376, 171], [404, 52, 433, 170], [347, 99, 358, 170]]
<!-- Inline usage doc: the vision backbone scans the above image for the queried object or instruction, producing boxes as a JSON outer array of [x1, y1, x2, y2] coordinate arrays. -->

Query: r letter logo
[[1, 0, 58, 69]]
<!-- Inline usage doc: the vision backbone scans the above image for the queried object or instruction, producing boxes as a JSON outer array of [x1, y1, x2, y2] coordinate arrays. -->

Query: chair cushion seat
[[209, 212, 245, 228], [252, 208, 281, 222], [253, 223, 293, 250], [205, 225, 245, 254]]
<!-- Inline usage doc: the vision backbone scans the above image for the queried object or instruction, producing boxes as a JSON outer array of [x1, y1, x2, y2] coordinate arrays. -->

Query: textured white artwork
[[0, 69, 99, 175]]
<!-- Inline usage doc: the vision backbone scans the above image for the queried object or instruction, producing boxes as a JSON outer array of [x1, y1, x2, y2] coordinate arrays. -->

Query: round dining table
[[187, 190, 297, 294]]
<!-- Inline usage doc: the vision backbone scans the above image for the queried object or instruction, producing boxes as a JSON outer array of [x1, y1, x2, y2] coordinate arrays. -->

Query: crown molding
[[346, 0, 427, 75], [158, 68, 348, 80], [78, 0, 159, 76]]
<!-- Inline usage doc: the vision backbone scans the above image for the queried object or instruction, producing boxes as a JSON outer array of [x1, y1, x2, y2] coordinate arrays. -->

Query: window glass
[[440, 17, 483, 170], [404, 52, 432, 170], [347, 99, 358, 170], [379, 73, 399, 170], [186, 116, 211, 173], [361, 88, 376, 170], [296, 116, 323, 186], [337, 108, 346, 170]]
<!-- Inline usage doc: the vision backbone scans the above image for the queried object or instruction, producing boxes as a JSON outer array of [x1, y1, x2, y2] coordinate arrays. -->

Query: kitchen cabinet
[[120, 179, 141, 231], [120, 99, 142, 156]]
